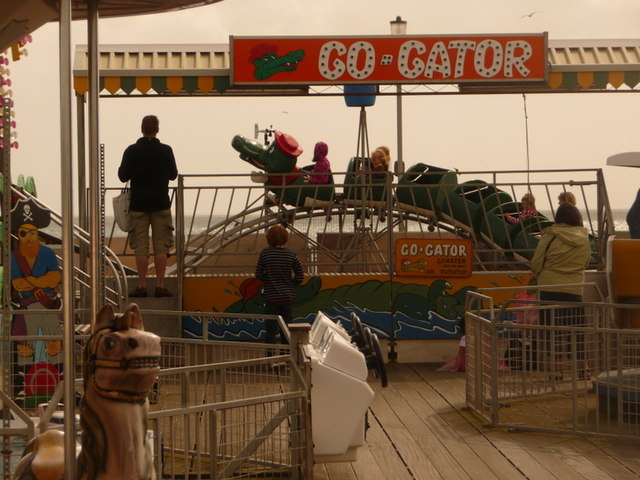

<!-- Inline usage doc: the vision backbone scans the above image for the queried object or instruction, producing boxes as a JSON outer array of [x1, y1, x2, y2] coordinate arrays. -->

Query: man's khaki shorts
[[129, 209, 174, 256]]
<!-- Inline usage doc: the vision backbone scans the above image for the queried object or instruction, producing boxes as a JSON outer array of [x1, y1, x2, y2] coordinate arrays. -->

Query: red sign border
[[230, 33, 548, 86]]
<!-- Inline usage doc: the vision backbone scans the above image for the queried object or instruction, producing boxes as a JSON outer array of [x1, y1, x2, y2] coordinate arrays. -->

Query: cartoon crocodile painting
[[250, 44, 305, 80], [231, 131, 334, 207], [190, 276, 472, 341]]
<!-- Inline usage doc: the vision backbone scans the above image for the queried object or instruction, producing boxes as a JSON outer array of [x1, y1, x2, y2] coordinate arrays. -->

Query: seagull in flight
[[520, 11, 540, 18]]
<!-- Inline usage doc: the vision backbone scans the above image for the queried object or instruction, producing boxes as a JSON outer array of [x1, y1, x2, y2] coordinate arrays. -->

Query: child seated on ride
[[558, 191, 583, 224], [558, 191, 576, 206], [370, 146, 390, 179], [305, 141, 331, 184], [504, 192, 537, 224]]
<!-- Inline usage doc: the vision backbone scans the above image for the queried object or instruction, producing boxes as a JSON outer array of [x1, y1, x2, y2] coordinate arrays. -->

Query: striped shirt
[[504, 208, 537, 224], [255, 247, 304, 302]]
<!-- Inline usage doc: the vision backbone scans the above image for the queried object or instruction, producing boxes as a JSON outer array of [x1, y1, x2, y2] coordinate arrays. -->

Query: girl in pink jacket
[[306, 141, 331, 184]]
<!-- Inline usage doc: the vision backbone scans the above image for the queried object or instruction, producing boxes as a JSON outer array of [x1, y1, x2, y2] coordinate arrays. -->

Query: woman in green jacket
[[531, 204, 591, 380]]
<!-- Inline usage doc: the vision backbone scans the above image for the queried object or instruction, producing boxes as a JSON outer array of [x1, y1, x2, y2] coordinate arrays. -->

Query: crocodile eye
[[104, 336, 116, 350]]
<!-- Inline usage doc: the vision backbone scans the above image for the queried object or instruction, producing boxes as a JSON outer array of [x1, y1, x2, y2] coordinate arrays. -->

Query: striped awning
[[74, 74, 231, 95], [548, 39, 640, 90], [73, 38, 640, 97], [73, 43, 232, 95]]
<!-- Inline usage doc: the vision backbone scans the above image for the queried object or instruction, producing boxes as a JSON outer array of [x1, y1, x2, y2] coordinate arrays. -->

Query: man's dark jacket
[[118, 136, 178, 211]]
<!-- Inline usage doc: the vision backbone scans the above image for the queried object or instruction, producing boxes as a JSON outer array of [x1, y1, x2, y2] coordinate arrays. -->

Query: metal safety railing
[[465, 286, 640, 440], [149, 329, 311, 480], [100, 167, 614, 287], [0, 313, 313, 479]]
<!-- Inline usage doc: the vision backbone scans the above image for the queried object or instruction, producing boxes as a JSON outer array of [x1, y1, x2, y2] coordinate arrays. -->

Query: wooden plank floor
[[313, 363, 640, 480]]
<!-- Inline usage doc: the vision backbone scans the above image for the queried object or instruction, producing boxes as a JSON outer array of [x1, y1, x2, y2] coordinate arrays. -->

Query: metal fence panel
[[466, 289, 640, 440], [0, 333, 311, 479]]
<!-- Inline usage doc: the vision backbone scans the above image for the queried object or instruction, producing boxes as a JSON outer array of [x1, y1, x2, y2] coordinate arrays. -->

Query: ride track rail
[[111, 167, 611, 281]]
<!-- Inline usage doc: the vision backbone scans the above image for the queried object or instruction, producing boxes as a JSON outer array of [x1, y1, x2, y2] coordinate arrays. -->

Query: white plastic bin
[[307, 313, 374, 461], [310, 311, 351, 345]]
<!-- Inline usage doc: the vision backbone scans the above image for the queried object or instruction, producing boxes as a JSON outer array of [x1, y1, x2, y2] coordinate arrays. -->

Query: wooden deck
[[314, 363, 640, 480]]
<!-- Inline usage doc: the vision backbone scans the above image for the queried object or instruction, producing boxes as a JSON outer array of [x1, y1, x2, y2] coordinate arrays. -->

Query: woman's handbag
[[113, 184, 133, 232]]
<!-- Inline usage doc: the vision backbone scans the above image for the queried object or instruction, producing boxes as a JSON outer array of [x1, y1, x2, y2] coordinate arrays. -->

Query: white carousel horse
[[13, 303, 161, 480]]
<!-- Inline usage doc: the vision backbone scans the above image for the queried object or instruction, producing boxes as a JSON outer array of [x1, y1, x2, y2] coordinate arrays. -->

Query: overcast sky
[[7, 0, 640, 211]]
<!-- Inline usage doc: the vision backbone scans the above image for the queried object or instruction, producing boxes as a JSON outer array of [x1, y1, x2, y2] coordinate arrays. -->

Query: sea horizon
[[44, 208, 632, 240], [99, 208, 632, 238]]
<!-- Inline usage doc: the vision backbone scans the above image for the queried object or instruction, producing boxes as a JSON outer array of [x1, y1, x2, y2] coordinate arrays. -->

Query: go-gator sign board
[[230, 33, 547, 85], [395, 238, 473, 278]]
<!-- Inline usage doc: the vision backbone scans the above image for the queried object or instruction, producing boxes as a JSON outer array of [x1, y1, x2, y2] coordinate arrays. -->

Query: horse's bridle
[[86, 327, 155, 404]]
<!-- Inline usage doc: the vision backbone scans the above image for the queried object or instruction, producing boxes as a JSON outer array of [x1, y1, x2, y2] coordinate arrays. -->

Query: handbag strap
[[539, 235, 557, 271]]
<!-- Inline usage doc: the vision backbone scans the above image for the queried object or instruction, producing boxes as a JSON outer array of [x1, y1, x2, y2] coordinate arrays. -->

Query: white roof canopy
[[72, 38, 640, 97]]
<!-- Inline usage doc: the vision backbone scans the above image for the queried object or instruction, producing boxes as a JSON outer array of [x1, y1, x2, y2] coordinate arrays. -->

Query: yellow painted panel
[[609, 71, 625, 89], [577, 72, 594, 89], [548, 72, 563, 89], [166, 76, 182, 94], [198, 76, 214, 94], [136, 76, 152, 94], [611, 239, 640, 297], [74, 77, 89, 95], [611, 239, 640, 328], [103, 77, 120, 94], [183, 272, 533, 313]]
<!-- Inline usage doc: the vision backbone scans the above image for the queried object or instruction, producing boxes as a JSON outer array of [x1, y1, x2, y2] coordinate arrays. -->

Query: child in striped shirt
[[255, 224, 304, 344], [504, 192, 538, 224]]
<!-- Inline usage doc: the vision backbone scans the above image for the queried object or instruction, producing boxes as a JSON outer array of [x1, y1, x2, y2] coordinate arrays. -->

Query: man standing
[[118, 114, 178, 297]]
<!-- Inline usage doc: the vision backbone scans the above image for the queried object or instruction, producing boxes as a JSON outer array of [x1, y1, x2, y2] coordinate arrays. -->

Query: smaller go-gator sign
[[395, 238, 473, 278], [231, 33, 547, 85]]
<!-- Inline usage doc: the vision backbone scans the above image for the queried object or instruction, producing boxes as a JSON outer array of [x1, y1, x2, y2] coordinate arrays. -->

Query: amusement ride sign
[[395, 238, 473, 278], [231, 34, 547, 85]]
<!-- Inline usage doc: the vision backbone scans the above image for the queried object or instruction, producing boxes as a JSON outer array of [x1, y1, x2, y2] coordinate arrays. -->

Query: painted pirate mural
[[10, 198, 62, 406]]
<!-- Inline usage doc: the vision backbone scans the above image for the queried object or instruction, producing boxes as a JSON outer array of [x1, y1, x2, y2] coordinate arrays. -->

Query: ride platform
[[317, 363, 640, 480]]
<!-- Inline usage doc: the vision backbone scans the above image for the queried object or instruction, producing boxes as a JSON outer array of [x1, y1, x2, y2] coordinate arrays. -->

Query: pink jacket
[[308, 141, 331, 184]]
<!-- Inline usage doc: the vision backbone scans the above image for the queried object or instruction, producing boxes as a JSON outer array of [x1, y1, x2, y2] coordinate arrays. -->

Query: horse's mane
[[76, 331, 107, 479], [77, 397, 106, 478]]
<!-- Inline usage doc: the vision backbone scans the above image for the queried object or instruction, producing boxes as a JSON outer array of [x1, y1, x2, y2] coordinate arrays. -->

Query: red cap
[[275, 131, 303, 157]]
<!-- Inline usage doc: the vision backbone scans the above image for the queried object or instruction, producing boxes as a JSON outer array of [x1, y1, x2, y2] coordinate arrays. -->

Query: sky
[[6, 0, 640, 211]]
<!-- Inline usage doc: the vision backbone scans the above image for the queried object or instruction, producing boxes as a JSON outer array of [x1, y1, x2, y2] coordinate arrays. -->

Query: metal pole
[[390, 16, 407, 176], [88, 0, 103, 313], [1, 94, 13, 478], [76, 94, 89, 321], [395, 84, 404, 175], [59, 0, 77, 477], [386, 170, 396, 362], [176, 175, 184, 301]]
